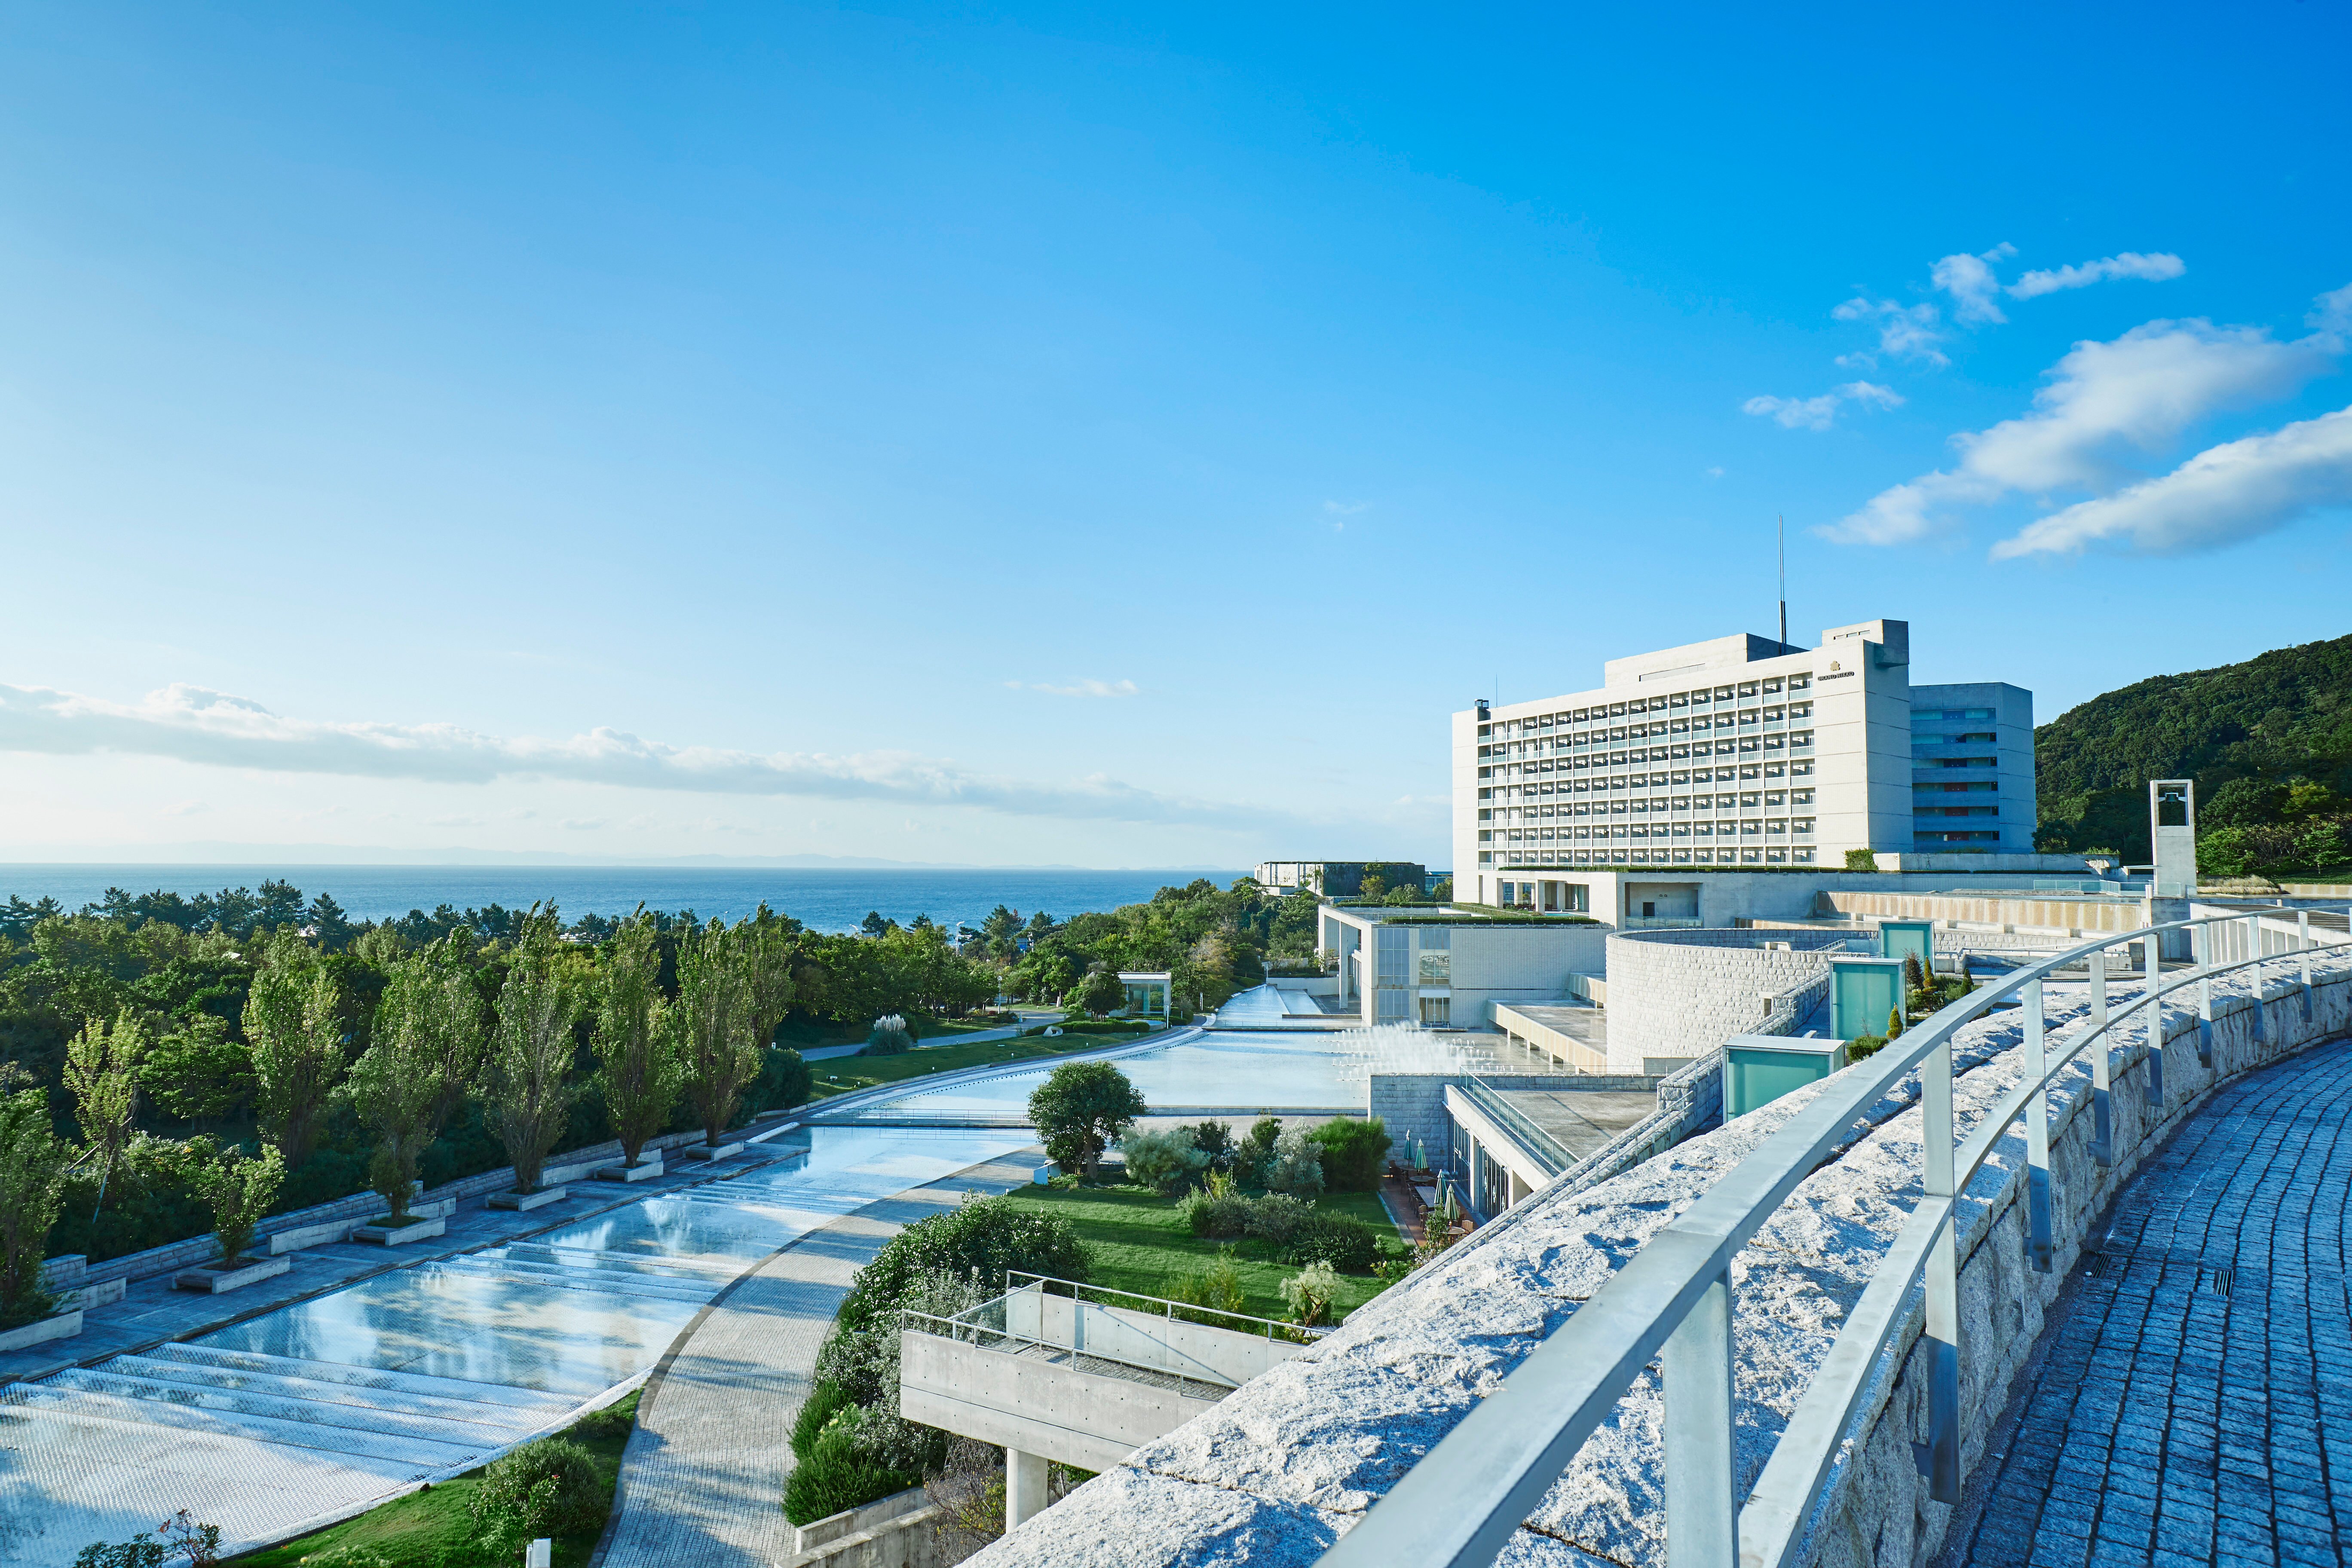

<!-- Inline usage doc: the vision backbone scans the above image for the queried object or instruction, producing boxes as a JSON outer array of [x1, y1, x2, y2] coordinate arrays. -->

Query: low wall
[[1604, 928, 1865, 1072], [962, 951, 2352, 1568]]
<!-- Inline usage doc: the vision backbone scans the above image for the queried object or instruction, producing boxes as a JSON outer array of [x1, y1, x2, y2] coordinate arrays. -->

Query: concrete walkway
[[1948, 1033, 2352, 1568], [596, 1147, 1044, 1568]]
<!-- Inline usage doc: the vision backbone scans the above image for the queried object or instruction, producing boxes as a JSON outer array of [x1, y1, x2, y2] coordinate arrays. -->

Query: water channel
[[0, 989, 1419, 1562]]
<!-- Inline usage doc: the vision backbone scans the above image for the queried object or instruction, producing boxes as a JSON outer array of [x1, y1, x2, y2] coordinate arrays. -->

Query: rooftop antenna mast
[[1776, 514, 1788, 646]]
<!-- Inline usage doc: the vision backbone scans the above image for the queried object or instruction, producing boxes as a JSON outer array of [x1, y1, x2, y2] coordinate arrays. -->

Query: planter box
[[488, 1185, 570, 1212], [0, 1310, 83, 1354], [354, 1216, 447, 1246], [269, 1218, 358, 1255], [410, 1197, 458, 1220], [175, 1255, 291, 1295], [595, 1160, 663, 1183], [674, 1142, 744, 1162]]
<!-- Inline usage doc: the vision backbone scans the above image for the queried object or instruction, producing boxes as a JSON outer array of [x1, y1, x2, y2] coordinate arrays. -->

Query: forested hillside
[[2034, 632, 2352, 878]]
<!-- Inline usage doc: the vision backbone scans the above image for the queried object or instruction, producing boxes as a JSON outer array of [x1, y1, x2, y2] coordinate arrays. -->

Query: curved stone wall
[[966, 953, 2352, 1568], [1603, 927, 1865, 1072]]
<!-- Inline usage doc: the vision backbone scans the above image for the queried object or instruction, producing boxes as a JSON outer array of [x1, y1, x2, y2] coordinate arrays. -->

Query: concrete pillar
[[1006, 1446, 1049, 1533]]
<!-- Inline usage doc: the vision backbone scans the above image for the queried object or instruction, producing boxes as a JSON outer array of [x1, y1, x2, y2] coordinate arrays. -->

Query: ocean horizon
[[0, 864, 1254, 934]]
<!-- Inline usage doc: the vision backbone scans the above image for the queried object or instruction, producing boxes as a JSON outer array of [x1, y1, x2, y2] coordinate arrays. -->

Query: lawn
[[225, 1392, 639, 1568], [803, 1026, 1158, 1101], [999, 1182, 1406, 1323]]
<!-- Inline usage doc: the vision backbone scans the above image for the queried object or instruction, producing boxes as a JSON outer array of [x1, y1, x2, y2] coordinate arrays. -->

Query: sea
[[0, 865, 1249, 934]]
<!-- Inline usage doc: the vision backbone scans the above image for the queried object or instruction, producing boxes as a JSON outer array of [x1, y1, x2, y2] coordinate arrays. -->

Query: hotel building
[[1452, 619, 2034, 907]]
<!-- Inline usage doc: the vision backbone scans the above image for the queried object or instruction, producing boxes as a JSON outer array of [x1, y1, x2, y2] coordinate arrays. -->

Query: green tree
[[351, 941, 485, 1221], [1844, 848, 1880, 871], [1027, 1061, 1147, 1178], [593, 914, 682, 1170], [1073, 968, 1126, 1017], [678, 909, 795, 1145], [185, 1138, 285, 1265], [0, 1087, 65, 1328], [63, 1013, 144, 1219], [244, 943, 347, 1169], [137, 1014, 254, 1131], [485, 914, 588, 1194]]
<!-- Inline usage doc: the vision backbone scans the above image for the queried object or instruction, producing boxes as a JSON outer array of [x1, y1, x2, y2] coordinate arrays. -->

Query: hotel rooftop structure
[[1452, 618, 2034, 908]]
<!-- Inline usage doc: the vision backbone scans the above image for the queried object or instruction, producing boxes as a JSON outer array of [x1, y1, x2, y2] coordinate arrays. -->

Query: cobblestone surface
[[1954, 1035, 2352, 1568]]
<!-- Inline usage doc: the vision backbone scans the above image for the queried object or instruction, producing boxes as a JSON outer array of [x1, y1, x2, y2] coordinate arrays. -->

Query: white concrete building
[[1453, 618, 2035, 905], [1318, 904, 1608, 1028]]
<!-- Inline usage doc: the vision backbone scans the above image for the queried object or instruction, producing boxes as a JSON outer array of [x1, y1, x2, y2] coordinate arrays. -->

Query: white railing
[[903, 1271, 1326, 1394], [1313, 910, 2347, 1568]]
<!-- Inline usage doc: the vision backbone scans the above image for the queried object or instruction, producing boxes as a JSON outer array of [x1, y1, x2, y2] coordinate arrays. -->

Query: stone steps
[[429, 1256, 717, 1305], [145, 1341, 575, 1412], [0, 1380, 484, 1468], [45, 1363, 534, 1451], [89, 1351, 560, 1433]]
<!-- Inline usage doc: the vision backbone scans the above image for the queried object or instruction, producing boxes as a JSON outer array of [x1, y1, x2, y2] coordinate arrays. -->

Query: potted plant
[[176, 1141, 291, 1294]]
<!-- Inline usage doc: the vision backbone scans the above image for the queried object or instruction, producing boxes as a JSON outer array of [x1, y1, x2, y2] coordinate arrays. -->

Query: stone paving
[[596, 1148, 1042, 1568], [1951, 1033, 2352, 1568]]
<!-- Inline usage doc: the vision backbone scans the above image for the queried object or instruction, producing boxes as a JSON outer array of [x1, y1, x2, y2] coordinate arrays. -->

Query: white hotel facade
[[1452, 618, 2035, 907]]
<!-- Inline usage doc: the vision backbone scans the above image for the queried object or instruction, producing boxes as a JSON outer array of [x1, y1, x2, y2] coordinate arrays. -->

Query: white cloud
[[0, 681, 1294, 831], [1831, 297, 1948, 366], [1742, 380, 1904, 432], [1930, 243, 2015, 325], [2010, 251, 2186, 300], [1005, 678, 1139, 698], [1990, 404, 2352, 558], [562, 818, 605, 830], [1823, 305, 2344, 545]]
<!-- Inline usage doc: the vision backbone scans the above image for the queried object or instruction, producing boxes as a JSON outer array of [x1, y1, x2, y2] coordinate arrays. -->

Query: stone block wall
[[1803, 970, 2352, 1568], [961, 946, 2352, 1568], [1605, 928, 1866, 1071]]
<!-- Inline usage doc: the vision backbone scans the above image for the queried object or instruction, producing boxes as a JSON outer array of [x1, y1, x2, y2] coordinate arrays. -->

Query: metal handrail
[[1313, 909, 2347, 1568], [902, 1268, 1326, 1393]]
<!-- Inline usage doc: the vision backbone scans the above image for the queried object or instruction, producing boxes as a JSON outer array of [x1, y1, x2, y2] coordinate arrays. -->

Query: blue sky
[[3, 2, 2349, 869]]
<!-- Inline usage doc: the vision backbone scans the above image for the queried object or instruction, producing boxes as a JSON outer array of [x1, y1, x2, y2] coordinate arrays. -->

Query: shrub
[[1187, 1120, 1233, 1168], [862, 1015, 915, 1057], [1243, 1191, 1313, 1247], [1283, 1212, 1379, 1273], [1176, 1173, 1252, 1238], [1280, 1260, 1339, 1326], [469, 1436, 603, 1553], [783, 1408, 920, 1527], [1172, 1247, 1247, 1323], [1307, 1118, 1390, 1192], [790, 1380, 858, 1461], [1844, 848, 1880, 871], [742, 1046, 814, 1118], [1231, 1117, 1282, 1188], [1847, 1034, 1887, 1061], [1263, 1127, 1325, 1198], [838, 1195, 1088, 1332], [1119, 1129, 1210, 1195]]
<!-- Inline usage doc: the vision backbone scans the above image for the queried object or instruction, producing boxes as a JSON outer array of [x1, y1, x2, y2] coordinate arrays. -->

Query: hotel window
[[1762, 677, 1782, 694], [1788, 674, 1810, 690]]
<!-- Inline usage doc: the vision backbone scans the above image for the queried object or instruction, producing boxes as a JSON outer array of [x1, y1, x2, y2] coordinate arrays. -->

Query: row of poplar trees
[[55, 906, 794, 1234]]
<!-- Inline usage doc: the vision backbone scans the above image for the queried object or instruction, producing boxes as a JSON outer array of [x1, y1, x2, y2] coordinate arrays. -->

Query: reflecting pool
[[0, 1126, 1029, 1565]]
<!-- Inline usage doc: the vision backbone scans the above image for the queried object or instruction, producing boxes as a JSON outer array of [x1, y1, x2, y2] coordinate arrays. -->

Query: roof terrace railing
[[1314, 909, 2348, 1568], [1461, 1078, 1577, 1177], [903, 1270, 1329, 1396]]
